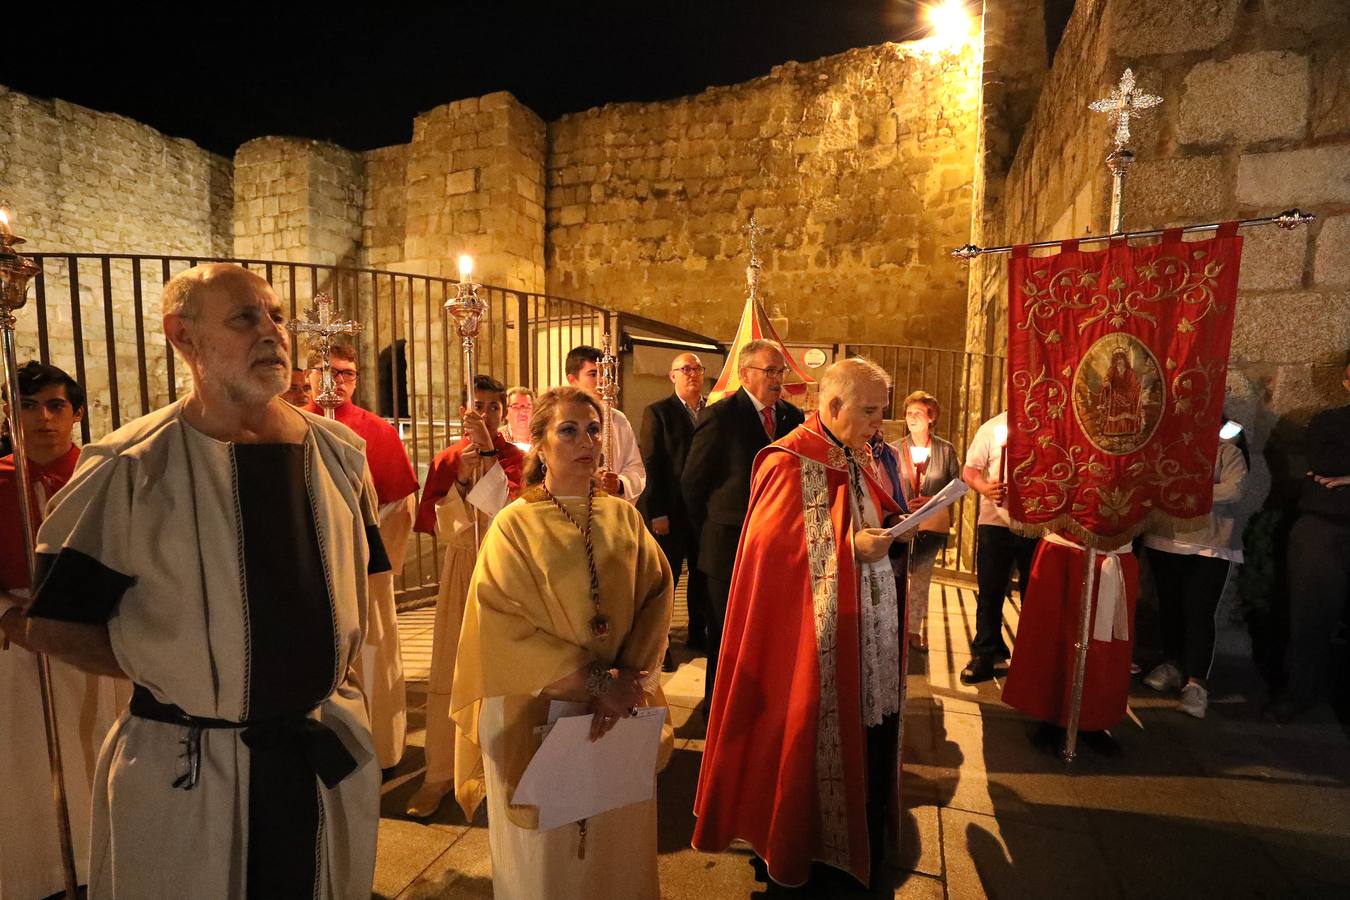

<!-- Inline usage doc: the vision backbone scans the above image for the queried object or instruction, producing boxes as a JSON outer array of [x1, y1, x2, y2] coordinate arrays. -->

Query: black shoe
[[1079, 729, 1122, 756], [662, 648, 678, 673], [960, 657, 997, 685]]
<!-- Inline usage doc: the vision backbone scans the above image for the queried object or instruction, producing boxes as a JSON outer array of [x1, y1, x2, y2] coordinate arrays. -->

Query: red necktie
[[762, 406, 775, 439]]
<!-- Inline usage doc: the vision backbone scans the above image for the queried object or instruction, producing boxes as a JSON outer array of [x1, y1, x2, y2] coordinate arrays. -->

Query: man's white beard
[[197, 345, 288, 406]]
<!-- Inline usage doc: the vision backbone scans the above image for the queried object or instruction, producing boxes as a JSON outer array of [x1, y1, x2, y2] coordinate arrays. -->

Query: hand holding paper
[[885, 478, 969, 540]]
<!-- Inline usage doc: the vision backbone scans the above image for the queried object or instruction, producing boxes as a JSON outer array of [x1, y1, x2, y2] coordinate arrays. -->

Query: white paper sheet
[[513, 705, 668, 831], [466, 461, 510, 517], [883, 478, 970, 540]]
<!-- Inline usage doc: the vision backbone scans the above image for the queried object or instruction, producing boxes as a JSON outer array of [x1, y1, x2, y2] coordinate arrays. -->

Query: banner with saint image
[[1005, 223, 1242, 548]]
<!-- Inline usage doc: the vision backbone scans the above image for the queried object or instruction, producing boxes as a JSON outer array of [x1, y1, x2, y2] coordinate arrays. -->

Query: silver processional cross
[[288, 292, 363, 419]]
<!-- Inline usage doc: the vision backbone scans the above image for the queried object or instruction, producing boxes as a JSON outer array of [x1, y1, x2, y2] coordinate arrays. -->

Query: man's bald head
[[162, 263, 271, 321], [819, 357, 892, 450], [669, 351, 705, 403]]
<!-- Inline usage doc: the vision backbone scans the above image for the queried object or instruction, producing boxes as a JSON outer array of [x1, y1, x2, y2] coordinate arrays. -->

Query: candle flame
[[0, 208, 9, 227], [458, 255, 474, 280], [909, 445, 930, 465], [994, 423, 1009, 447]]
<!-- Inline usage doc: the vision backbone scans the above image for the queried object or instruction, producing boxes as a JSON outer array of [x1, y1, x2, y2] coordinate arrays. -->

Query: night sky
[[0, 2, 933, 156]]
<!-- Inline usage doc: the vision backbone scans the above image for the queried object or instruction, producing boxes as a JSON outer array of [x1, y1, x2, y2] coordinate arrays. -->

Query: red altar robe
[[692, 415, 901, 887], [414, 433, 525, 535], [305, 401, 418, 505], [1001, 537, 1140, 731], [0, 445, 80, 590]]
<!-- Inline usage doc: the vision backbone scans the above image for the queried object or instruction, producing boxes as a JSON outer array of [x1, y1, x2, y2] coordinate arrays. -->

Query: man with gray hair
[[693, 357, 906, 893], [682, 338, 804, 706], [1, 263, 384, 898]]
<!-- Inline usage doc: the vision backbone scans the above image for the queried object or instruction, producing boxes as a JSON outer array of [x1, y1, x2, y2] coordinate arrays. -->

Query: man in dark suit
[[640, 352, 709, 665], [683, 339, 805, 707]]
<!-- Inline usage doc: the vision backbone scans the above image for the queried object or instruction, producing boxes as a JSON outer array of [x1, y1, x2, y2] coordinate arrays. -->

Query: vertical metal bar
[[131, 258, 150, 415], [100, 258, 122, 429], [289, 265, 299, 323], [441, 285, 452, 451], [34, 261, 50, 365], [424, 277, 441, 581], [1063, 548, 1100, 762], [68, 257, 91, 444], [958, 350, 975, 574], [163, 259, 177, 403], [388, 274, 399, 422], [405, 275, 423, 586]]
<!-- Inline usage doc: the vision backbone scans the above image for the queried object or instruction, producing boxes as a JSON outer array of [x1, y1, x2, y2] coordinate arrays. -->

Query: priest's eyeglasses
[[672, 365, 705, 376], [744, 365, 788, 379]]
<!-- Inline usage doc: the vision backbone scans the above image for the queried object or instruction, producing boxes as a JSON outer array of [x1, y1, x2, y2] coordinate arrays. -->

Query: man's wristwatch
[[479, 448, 498, 457]]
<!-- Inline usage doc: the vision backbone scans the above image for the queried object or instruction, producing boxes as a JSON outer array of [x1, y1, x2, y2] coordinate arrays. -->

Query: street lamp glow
[[458, 254, 474, 281], [925, 0, 973, 49]]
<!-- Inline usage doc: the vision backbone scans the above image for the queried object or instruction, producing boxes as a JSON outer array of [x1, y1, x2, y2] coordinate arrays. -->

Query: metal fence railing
[[17, 252, 709, 603], [846, 343, 1007, 581]]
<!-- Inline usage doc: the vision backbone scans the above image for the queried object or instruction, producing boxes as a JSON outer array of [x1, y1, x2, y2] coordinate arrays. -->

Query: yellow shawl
[[451, 486, 674, 826]]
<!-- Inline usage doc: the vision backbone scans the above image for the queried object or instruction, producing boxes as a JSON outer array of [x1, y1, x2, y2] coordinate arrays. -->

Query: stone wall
[[0, 85, 232, 437], [545, 42, 981, 349], [964, 0, 1350, 517]]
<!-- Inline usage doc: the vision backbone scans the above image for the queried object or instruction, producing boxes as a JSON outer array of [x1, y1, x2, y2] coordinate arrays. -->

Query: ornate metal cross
[[1089, 68, 1163, 151], [288, 292, 363, 418]]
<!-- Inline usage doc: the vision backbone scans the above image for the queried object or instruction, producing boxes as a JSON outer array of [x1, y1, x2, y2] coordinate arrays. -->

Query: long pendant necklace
[[541, 481, 610, 638]]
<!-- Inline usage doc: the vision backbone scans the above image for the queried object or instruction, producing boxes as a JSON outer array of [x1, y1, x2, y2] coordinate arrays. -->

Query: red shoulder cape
[[307, 402, 419, 506], [414, 433, 525, 535], [691, 414, 898, 886]]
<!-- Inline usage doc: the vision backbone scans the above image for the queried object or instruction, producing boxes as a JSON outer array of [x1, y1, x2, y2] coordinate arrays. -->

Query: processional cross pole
[[445, 255, 489, 546], [0, 208, 81, 899], [1059, 69, 1164, 763], [288, 292, 363, 419], [743, 212, 765, 302], [597, 331, 619, 473]]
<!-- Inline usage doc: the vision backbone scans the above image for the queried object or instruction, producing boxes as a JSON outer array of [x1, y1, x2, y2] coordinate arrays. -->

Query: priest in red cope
[[305, 341, 419, 770], [693, 358, 906, 892]]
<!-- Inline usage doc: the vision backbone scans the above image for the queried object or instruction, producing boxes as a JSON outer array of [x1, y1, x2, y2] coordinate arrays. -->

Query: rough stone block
[[1313, 215, 1350, 288], [1111, 0, 1241, 56], [446, 170, 477, 195], [1261, 0, 1347, 30], [1313, 43, 1350, 139], [1121, 156, 1228, 230], [1236, 144, 1350, 208], [558, 204, 587, 227], [1230, 290, 1350, 364], [1238, 224, 1307, 291], [1179, 51, 1310, 146]]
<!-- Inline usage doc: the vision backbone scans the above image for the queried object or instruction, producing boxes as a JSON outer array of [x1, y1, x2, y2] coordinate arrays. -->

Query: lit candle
[[458, 254, 474, 281], [994, 422, 1009, 507], [908, 444, 930, 467], [0, 208, 12, 239]]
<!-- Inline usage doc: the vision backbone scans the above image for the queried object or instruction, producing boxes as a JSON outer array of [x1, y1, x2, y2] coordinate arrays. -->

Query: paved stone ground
[[374, 576, 1350, 898]]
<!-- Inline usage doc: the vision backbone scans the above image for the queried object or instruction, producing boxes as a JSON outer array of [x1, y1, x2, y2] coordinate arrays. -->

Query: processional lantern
[[0, 207, 81, 899], [597, 332, 619, 470], [445, 254, 490, 543]]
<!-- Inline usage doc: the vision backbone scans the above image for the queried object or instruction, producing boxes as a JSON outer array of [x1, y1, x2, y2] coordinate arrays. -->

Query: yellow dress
[[451, 485, 674, 900]]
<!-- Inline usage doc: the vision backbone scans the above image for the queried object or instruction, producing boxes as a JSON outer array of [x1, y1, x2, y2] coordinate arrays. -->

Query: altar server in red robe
[[693, 357, 906, 892], [305, 341, 419, 769], [1001, 533, 1140, 740]]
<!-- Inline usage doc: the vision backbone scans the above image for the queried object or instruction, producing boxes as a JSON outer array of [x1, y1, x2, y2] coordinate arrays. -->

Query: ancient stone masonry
[[0, 86, 232, 436], [964, 0, 1350, 516], [545, 42, 981, 350]]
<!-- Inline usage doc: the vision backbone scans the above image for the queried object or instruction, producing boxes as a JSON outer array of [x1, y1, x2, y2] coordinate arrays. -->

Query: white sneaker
[[1179, 682, 1208, 719], [1144, 663, 1183, 693]]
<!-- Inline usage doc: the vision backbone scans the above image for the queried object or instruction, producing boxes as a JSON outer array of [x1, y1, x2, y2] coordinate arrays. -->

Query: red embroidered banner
[[1005, 224, 1242, 548]]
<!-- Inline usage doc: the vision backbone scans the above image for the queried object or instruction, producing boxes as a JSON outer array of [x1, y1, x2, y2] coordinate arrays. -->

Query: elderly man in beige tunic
[[2, 264, 383, 899]]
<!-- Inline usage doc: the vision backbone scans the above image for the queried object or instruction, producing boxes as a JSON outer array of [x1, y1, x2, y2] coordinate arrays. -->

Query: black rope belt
[[130, 684, 358, 791]]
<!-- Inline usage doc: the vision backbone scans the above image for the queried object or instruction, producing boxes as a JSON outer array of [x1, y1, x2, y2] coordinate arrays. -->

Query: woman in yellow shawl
[[450, 386, 674, 900]]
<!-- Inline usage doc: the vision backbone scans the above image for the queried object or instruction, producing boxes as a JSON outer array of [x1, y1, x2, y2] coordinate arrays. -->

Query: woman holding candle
[[891, 391, 961, 651]]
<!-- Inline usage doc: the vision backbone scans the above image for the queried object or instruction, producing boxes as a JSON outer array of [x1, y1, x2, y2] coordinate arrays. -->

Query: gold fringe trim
[[520, 484, 610, 503], [1006, 509, 1213, 551]]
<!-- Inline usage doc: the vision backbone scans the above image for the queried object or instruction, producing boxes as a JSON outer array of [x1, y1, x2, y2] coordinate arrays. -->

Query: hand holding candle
[[994, 423, 1009, 508]]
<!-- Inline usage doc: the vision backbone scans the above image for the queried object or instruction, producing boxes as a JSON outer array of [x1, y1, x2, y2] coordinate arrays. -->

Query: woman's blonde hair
[[522, 386, 603, 486]]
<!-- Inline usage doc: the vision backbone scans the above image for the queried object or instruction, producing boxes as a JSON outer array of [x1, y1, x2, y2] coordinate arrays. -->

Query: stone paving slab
[[375, 576, 1350, 898]]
